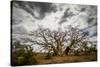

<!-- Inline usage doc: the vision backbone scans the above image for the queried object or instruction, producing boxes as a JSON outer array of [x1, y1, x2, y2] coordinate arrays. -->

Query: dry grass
[[33, 53, 97, 64]]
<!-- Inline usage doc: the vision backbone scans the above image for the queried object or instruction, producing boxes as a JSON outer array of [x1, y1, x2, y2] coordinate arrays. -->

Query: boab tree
[[29, 26, 68, 56]]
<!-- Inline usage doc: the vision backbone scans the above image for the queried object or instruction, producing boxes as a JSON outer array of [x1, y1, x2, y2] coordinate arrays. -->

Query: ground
[[33, 52, 97, 65]]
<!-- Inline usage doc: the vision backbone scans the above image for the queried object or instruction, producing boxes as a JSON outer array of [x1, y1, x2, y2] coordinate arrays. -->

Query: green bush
[[12, 48, 38, 66], [12, 41, 38, 66]]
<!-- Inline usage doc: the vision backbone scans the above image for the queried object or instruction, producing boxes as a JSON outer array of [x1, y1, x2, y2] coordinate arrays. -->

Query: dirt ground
[[34, 53, 97, 64]]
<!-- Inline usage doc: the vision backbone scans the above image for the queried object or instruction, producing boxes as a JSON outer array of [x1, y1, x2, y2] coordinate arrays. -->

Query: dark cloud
[[58, 8, 75, 25], [83, 31, 89, 36], [88, 17, 94, 23], [12, 1, 57, 19], [80, 25, 97, 38], [12, 18, 23, 25], [90, 32, 97, 37], [78, 5, 97, 28], [12, 26, 28, 35], [62, 8, 74, 19], [58, 19, 67, 25], [80, 8, 86, 12], [87, 17, 97, 27], [89, 6, 97, 16], [80, 25, 96, 32]]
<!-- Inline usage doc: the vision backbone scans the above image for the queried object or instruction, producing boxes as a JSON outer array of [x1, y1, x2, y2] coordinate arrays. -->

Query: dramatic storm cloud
[[12, 1, 97, 46]]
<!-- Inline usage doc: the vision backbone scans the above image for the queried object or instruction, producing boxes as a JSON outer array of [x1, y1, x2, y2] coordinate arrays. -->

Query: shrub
[[12, 48, 38, 66], [45, 52, 52, 59], [12, 41, 38, 66]]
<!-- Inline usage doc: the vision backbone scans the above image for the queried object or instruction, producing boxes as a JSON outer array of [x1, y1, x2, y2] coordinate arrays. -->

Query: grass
[[12, 52, 97, 66], [33, 52, 97, 64]]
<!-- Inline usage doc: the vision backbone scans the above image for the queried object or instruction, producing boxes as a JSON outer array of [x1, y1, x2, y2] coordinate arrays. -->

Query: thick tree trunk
[[53, 49, 58, 56], [51, 45, 58, 56], [64, 46, 70, 55], [64, 40, 75, 55]]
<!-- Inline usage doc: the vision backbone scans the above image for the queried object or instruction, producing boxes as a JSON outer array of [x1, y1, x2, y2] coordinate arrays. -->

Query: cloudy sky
[[12, 1, 97, 44]]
